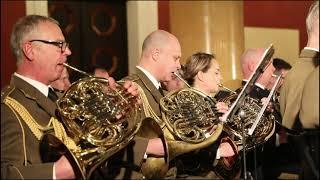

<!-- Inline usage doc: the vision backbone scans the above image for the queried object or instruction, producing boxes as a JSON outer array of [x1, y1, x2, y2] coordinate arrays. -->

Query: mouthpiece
[[173, 72, 191, 88], [63, 63, 93, 77], [218, 84, 237, 94]]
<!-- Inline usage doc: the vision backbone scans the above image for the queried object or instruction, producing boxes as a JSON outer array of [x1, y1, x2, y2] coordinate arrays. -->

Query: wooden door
[[48, 1, 128, 82]]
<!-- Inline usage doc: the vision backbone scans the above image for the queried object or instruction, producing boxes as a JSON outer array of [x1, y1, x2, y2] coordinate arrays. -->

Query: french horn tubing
[[218, 84, 237, 95], [221, 44, 276, 150], [40, 63, 142, 179], [160, 72, 223, 160]]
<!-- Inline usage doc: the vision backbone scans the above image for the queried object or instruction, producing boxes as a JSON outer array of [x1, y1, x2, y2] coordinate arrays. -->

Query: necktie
[[48, 88, 59, 102], [159, 86, 165, 96]]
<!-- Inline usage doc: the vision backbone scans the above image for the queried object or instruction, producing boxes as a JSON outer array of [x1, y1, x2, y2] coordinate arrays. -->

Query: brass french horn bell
[[160, 72, 223, 160], [40, 63, 142, 179]]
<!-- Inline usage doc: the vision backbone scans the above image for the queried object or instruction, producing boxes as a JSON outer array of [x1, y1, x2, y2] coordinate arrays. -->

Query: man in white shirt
[[0, 15, 145, 180]]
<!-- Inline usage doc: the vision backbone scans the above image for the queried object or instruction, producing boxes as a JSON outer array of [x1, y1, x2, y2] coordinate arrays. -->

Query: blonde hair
[[306, 1, 319, 35], [183, 52, 216, 86]]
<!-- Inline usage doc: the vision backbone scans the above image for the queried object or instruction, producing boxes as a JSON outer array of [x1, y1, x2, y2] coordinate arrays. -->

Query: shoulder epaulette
[[1, 85, 15, 103]]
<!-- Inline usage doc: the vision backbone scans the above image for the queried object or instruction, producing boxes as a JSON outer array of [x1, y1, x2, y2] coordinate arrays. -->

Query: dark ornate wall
[[48, 1, 128, 82]]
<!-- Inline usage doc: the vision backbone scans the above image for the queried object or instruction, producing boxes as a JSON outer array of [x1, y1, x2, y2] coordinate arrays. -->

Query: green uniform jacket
[[280, 49, 318, 129], [299, 65, 319, 128], [123, 68, 180, 177], [1, 75, 56, 179], [123, 68, 164, 120]]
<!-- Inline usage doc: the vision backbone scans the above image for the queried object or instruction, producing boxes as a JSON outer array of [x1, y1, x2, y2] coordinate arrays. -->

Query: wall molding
[[25, 1, 48, 16], [126, 1, 158, 74]]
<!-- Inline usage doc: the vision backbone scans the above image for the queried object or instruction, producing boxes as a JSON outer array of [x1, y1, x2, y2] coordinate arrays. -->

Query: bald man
[[237, 48, 278, 179], [123, 30, 184, 178], [240, 48, 275, 97], [124, 30, 181, 117]]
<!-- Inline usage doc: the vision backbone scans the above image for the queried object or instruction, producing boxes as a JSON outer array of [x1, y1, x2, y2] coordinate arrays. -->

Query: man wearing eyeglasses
[[1, 15, 156, 180], [0, 15, 75, 179]]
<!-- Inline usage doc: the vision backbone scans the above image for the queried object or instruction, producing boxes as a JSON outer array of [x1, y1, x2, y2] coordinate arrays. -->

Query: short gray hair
[[10, 15, 59, 61], [306, 1, 319, 35]]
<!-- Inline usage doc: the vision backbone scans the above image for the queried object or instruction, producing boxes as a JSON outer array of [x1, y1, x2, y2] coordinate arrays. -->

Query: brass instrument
[[221, 44, 276, 150], [171, 71, 241, 180], [218, 84, 237, 95], [40, 63, 142, 179], [247, 73, 283, 136], [170, 69, 241, 179], [161, 72, 223, 160], [221, 93, 275, 150], [160, 88, 223, 158]]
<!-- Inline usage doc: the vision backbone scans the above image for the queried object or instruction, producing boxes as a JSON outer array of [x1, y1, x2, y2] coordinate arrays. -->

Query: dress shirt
[[304, 47, 319, 52], [136, 66, 161, 89], [14, 72, 50, 97]]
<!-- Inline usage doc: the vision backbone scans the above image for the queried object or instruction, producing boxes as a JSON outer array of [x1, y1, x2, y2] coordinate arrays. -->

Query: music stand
[[221, 44, 275, 180]]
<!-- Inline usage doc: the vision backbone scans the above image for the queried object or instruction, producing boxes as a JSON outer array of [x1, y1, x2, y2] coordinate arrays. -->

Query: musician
[[0, 15, 160, 180], [177, 52, 238, 179], [280, 1, 319, 131], [122, 29, 182, 178], [237, 48, 277, 180], [265, 58, 292, 147], [280, 2, 319, 179], [0, 15, 75, 179]]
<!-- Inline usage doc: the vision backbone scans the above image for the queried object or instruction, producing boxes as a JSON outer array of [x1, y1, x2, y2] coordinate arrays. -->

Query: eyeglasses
[[29, 40, 69, 53]]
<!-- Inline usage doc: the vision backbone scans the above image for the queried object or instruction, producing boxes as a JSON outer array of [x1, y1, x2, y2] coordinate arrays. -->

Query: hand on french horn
[[218, 142, 236, 157], [215, 102, 229, 122], [215, 102, 229, 114], [146, 138, 165, 157], [54, 155, 75, 179], [100, 76, 140, 104]]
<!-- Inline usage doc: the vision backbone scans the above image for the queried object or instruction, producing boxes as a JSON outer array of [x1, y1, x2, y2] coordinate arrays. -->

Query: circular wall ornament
[[91, 6, 117, 37]]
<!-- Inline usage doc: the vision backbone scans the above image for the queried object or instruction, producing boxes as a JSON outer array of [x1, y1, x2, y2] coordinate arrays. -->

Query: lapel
[[135, 68, 164, 104], [11, 75, 57, 118]]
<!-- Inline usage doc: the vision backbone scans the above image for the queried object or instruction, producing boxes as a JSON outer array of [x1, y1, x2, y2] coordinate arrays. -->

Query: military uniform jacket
[[1, 75, 56, 179], [123, 68, 183, 177], [300, 65, 319, 129], [280, 49, 318, 129], [123, 67, 164, 120]]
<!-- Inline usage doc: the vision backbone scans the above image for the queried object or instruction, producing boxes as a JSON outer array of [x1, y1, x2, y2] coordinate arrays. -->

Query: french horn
[[160, 72, 223, 161], [220, 93, 275, 150], [221, 44, 277, 150], [159, 85, 242, 179], [40, 64, 142, 179]]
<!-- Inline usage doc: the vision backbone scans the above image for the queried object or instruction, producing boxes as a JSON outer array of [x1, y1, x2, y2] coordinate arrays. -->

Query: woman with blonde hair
[[174, 52, 239, 179], [183, 52, 228, 113]]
